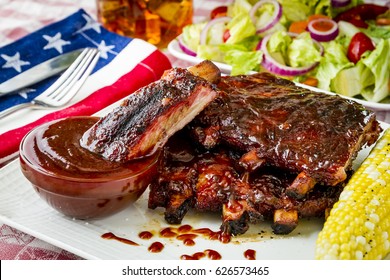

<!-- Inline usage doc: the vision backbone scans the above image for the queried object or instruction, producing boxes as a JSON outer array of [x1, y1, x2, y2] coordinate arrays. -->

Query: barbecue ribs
[[189, 72, 381, 198], [148, 130, 344, 235], [80, 61, 221, 162], [78, 60, 381, 235]]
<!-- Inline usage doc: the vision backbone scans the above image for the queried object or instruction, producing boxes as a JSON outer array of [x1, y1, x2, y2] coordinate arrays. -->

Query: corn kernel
[[315, 128, 390, 260]]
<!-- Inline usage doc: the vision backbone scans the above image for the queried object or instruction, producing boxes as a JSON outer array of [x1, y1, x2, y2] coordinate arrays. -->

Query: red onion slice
[[307, 18, 339, 42], [178, 36, 197, 57], [199, 16, 231, 45], [331, 0, 351, 8], [249, 0, 283, 34], [259, 33, 324, 76]]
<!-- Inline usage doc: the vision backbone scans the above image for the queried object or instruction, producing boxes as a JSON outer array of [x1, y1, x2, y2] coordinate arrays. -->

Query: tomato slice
[[334, 4, 389, 28], [210, 6, 228, 19], [347, 32, 375, 64], [222, 29, 231, 43]]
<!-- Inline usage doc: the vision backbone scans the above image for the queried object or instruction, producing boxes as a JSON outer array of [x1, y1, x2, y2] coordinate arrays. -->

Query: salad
[[179, 0, 390, 103]]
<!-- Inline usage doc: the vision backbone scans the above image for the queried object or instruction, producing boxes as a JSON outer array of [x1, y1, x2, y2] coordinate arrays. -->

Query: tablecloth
[[1, 0, 389, 260]]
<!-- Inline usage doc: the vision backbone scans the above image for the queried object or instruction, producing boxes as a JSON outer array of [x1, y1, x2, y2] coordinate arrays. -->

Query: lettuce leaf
[[224, 48, 263, 75], [226, 12, 256, 44], [266, 31, 322, 68], [360, 38, 390, 102], [315, 41, 353, 91], [331, 62, 374, 98], [197, 45, 225, 62], [364, 22, 390, 40], [278, 0, 311, 22], [278, 0, 331, 23], [181, 22, 206, 52], [267, 30, 292, 64], [227, 0, 252, 17], [287, 32, 322, 67]]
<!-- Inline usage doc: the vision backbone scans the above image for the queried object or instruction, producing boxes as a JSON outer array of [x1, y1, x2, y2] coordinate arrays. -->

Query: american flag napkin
[[0, 9, 171, 166]]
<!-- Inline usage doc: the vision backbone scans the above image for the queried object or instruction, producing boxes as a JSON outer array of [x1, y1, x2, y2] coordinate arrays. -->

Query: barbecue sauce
[[244, 249, 256, 260], [24, 116, 158, 179], [148, 242, 164, 253], [158, 225, 231, 244], [20, 116, 160, 219], [101, 224, 233, 259], [101, 232, 139, 246], [138, 231, 154, 240], [101, 225, 262, 259], [180, 249, 222, 260]]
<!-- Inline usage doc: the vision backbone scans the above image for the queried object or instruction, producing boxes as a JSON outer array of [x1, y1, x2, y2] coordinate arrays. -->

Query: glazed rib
[[80, 61, 221, 162], [189, 72, 381, 197], [148, 131, 344, 235]]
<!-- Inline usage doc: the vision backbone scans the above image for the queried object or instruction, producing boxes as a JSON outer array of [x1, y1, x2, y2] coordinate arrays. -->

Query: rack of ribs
[[189, 72, 381, 198], [80, 61, 221, 162], [79, 60, 381, 235], [148, 130, 345, 235]]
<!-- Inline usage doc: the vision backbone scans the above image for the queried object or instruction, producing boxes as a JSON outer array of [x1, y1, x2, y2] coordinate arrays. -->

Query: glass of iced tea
[[96, 0, 193, 49]]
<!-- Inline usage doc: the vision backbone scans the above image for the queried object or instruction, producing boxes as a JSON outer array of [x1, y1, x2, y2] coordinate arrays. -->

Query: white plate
[[168, 38, 390, 111], [0, 159, 324, 260], [0, 122, 389, 260], [168, 38, 233, 74]]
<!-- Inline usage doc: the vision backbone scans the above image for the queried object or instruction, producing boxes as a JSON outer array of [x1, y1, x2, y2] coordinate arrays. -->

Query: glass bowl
[[19, 116, 160, 219]]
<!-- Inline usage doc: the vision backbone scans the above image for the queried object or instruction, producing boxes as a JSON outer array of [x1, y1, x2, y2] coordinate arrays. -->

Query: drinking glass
[[96, 0, 193, 48]]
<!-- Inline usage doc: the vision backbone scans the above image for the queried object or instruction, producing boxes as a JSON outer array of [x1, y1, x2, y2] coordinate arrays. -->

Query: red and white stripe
[[0, 38, 171, 165]]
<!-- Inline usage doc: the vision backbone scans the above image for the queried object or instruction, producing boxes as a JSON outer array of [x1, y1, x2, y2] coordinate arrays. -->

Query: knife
[[0, 48, 85, 97]]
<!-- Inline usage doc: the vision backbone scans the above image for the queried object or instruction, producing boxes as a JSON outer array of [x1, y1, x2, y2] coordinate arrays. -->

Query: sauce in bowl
[[20, 116, 160, 219]]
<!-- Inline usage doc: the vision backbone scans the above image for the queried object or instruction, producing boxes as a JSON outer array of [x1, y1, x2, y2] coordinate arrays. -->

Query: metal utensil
[[0, 48, 100, 119], [0, 48, 88, 97]]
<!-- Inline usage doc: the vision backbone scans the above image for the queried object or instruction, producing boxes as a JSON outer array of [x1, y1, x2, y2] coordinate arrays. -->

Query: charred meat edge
[[80, 61, 221, 162]]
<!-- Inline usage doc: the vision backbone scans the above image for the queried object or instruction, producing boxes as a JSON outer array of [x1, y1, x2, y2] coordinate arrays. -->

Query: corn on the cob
[[315, 128, 390, 260]]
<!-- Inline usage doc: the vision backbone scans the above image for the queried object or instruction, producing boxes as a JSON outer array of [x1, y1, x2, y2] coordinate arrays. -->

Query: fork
[[0, 48, 100, 119]]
